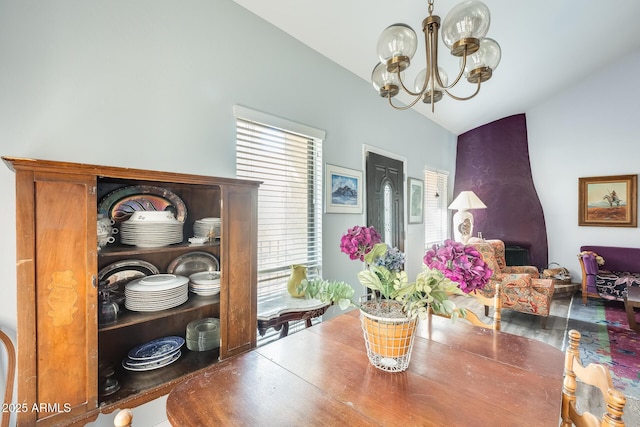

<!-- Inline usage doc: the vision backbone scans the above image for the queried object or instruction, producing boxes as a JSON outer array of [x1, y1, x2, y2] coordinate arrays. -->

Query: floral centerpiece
[[298, 225, 492, 372], [299, 225, 492, 372], [299, 224, 493, 320]]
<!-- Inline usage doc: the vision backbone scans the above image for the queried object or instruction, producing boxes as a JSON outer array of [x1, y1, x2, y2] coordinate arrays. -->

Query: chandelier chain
[[428, 0, 434, 16]]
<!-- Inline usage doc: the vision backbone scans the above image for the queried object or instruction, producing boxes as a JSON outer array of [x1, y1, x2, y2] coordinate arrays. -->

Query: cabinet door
[[219, 185, 258, 359], [16, 170, 98, 425]]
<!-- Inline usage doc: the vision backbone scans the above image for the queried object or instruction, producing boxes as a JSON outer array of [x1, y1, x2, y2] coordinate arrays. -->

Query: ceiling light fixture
[[371, 0, 501, 112]]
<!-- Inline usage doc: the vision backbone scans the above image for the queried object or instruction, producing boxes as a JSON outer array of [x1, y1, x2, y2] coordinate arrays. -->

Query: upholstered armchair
[[466, 238, 555, 328]]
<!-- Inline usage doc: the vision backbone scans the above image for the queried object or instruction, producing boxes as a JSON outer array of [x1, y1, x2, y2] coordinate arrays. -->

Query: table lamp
[[448, 191, 487, 243]]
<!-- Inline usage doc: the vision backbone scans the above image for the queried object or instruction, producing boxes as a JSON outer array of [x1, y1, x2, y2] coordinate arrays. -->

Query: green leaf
[[363, 243, 388, 264], [357, 269, 383, 292]]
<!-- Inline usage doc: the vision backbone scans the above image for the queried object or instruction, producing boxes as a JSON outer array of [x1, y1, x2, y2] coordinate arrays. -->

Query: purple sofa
[[578, 245, 640, 305]]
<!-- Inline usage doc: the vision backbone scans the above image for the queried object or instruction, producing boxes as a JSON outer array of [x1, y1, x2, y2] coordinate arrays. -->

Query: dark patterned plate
[[98, 185, 187, 223], [98, 259, 160, 294]]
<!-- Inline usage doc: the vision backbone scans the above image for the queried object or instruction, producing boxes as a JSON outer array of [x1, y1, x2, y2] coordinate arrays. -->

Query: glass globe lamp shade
[[414, 67, 449, 92], [441, 1, 490, 52], [414, 67, 448, 104], [371, 62, 401, 97], [463, 38, 501, 73], [463, 38, 501, 83], [377, 23, 418, 72]]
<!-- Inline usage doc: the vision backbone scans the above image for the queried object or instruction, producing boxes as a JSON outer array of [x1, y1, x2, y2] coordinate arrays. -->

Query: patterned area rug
[[567, 297, 640, 399]]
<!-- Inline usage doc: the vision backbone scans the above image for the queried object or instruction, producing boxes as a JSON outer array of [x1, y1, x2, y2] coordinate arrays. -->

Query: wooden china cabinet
[[3, 157, 259, 426]]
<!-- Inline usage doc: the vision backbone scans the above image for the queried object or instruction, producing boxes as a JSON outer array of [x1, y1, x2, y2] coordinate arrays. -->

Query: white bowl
[[188, 236, 208, 245], [189, 271, 221, 286], [197, 217, 221, 223], [128, 211, 177, 223]]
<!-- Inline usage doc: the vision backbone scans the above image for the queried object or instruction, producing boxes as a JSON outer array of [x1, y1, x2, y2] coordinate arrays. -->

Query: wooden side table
[[624, 285, 640, 332], [257, 293, 330, 338]]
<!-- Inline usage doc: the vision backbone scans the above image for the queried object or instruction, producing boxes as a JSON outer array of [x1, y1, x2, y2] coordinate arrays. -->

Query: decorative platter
[[122, 351, 182, 372], [167, 251, 220, 277], [98, 259, 160, 290], [124, 348, 180, 367], [98, 185, 187, 223], [127, 336, 185, 361]]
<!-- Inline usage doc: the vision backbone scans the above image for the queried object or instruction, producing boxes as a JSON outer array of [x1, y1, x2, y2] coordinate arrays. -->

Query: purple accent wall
[[454, 114, 548, 269]]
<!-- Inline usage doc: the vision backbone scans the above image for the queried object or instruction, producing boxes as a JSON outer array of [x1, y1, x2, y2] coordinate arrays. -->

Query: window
[[234, 106, 324, 302], [424, 169, 449, 248]]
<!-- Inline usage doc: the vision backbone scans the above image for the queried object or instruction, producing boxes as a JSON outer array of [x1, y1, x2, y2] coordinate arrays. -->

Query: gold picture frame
[[578, 174, 637, 227]]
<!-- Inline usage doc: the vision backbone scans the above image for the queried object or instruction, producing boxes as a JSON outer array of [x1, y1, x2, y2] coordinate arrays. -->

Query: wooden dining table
[[166, 310, 564, 426]]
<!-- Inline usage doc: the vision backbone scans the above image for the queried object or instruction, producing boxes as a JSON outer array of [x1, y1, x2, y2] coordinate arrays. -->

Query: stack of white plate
[[125, 274, 188, 312], [188, 271, 221, 296], [120, 211, 183, 248], [193, 217, 221, 241], [186, 318, 220, 351], [122, 336, 184, 371]]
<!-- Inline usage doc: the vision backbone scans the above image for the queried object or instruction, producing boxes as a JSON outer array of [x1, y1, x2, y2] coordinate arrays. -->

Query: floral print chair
[[466, 238, 555, 328]]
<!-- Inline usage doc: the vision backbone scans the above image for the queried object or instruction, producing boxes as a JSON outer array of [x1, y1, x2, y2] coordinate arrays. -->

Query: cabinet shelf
[[99, 349, 220, 407], [99, 241, 220, 258], [99, 295, 220, 331]]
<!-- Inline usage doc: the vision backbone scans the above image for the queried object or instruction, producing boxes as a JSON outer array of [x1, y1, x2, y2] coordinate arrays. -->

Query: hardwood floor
[[450, 292, 640, 426]]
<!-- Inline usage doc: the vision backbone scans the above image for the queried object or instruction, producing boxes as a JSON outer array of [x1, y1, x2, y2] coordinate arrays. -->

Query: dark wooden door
[[366, 151, 404, 251]]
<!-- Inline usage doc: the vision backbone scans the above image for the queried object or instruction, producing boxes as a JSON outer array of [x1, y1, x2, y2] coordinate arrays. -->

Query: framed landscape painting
[[408, 177, 424, 224], [578, 174, 637, 227], [325, 164, 363, 214]]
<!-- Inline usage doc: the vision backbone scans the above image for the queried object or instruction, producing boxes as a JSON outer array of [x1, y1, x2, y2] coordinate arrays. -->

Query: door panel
[[366, 152, 404, 251]]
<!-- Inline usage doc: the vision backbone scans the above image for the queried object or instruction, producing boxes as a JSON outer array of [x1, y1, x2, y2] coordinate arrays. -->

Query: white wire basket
[[359, 302, 417, 372]]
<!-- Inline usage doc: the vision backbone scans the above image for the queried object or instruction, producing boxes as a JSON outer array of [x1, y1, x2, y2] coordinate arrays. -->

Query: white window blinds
[[424, 169, 449, 248], [234, 107, 324, 297]]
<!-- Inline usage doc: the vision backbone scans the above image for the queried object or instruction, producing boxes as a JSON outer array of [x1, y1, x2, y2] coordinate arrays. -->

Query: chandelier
[[371, 0, 501, 112]]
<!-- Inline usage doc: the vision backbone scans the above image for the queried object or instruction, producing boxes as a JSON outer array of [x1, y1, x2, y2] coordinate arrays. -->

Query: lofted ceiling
[[233, 0, 640, 135]]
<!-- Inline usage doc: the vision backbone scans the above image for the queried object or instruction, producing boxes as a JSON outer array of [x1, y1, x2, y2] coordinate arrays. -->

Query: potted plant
[[298, 225, 492, 372]]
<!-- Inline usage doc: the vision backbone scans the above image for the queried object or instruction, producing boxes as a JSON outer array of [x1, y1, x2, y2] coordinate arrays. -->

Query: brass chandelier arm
[[442, 54, 467, 90], [422, 17, 471, 94], [384, 65, 429, 110], [444, 78, 482, 101], [385, 90, 427, 111], [395, 69, 423, 97]]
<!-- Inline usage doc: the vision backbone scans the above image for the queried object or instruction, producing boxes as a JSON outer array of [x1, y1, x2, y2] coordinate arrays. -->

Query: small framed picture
[[325, 164, 363, 214], [408, 177, 424, 224], [578, 174, 637, 227]]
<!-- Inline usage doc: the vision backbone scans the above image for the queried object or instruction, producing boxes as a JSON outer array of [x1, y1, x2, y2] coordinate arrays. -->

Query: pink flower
[[423, 239, 491, 294], [340, 225, 382, 262]]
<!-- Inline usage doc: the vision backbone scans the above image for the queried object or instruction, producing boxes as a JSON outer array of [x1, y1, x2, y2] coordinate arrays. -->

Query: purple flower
[[340, 225, 382, 262], [423, 239, 491, 294]]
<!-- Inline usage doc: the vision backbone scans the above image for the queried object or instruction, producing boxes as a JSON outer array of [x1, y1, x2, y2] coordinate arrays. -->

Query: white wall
[[0, 1, 455, 425], [527, 49, 640, 283]]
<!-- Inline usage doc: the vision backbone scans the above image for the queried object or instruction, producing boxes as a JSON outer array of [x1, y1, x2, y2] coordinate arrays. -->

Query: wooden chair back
[[430, 284, 502, 330], [560, 329, 626, 427], [0, 330, 16, 427]]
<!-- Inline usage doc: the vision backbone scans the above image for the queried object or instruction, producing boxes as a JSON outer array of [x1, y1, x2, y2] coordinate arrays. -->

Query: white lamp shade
[[448, 191, 487, 211]]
